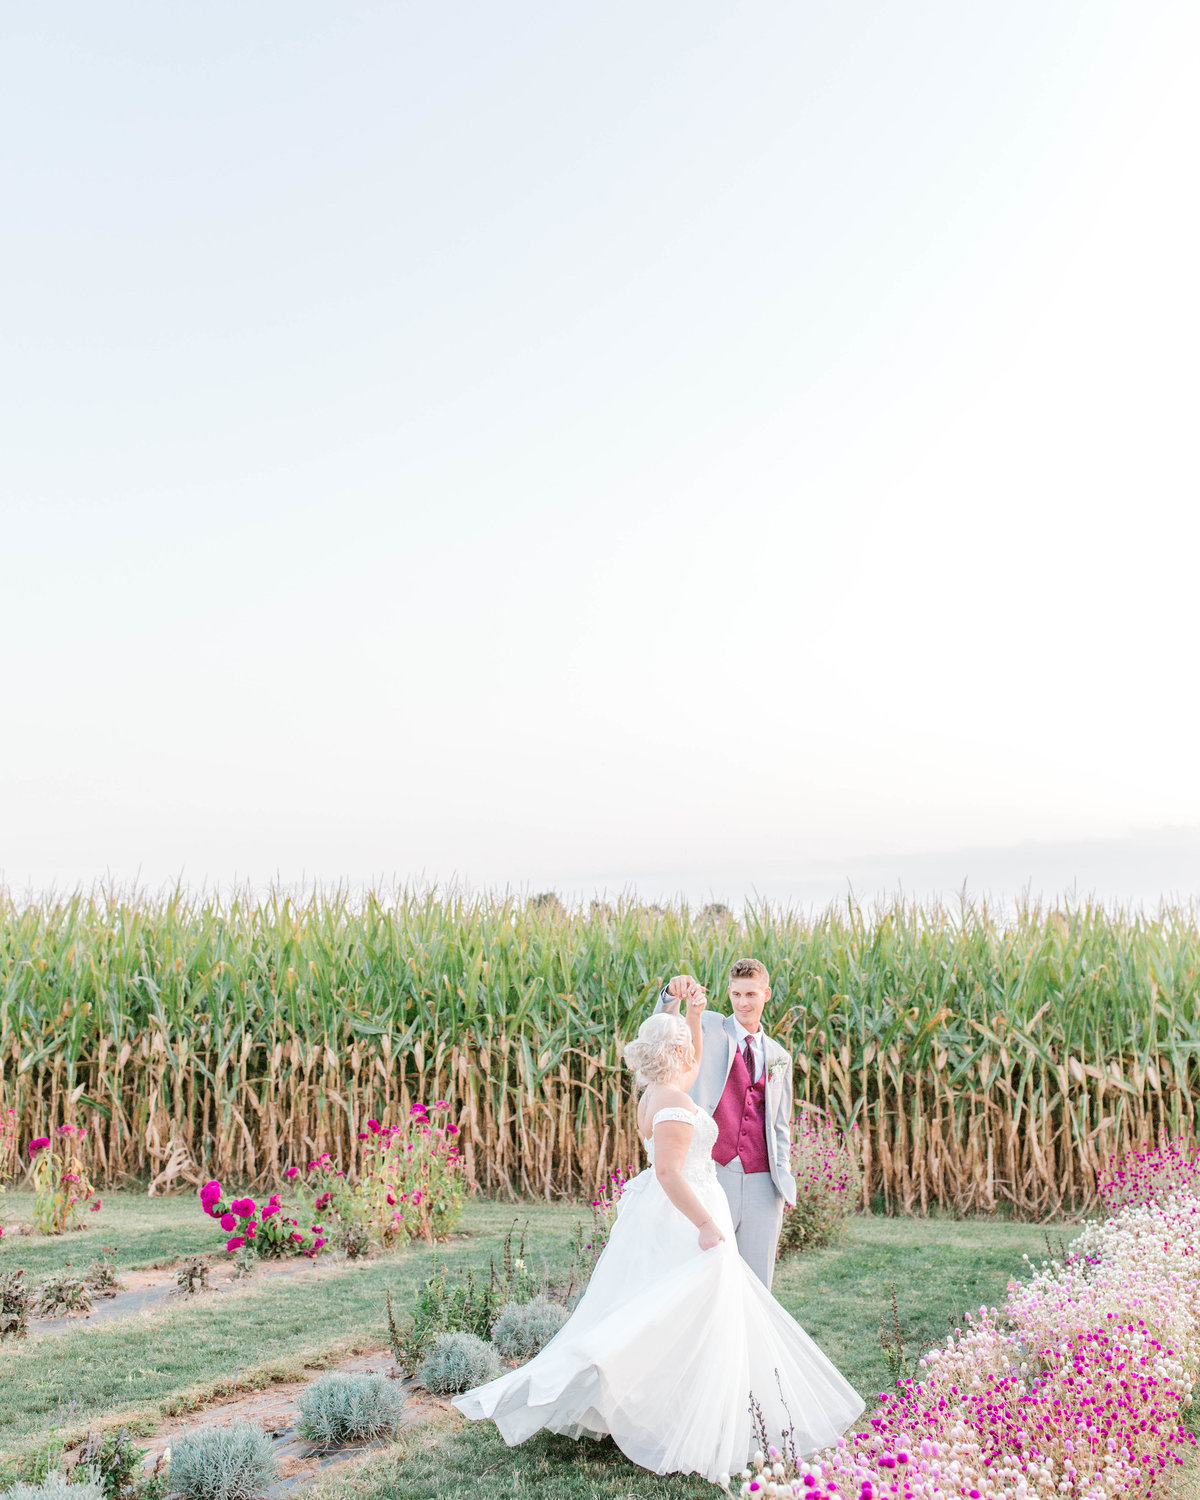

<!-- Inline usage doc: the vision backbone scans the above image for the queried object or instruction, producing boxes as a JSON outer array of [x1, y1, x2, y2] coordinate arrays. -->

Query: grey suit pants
[[716, 1159, 785, 1290]]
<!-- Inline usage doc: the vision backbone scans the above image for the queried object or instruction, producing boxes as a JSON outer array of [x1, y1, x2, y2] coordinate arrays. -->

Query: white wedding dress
[[453, 1105, 865, 1481]]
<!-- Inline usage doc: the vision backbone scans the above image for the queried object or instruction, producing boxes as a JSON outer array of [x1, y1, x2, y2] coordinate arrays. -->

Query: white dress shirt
[[733, 1018, 765, 1082]]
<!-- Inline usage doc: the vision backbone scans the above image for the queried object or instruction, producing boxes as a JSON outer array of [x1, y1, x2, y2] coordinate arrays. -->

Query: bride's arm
[[652, 1120, 724, 1249]]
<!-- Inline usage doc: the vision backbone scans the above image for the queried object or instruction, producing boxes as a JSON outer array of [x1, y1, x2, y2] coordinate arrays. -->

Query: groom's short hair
[[729, 958, 769, 984]]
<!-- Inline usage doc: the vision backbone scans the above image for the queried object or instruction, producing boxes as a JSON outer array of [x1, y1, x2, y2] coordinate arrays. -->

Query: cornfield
[[2, 888, 1198, 1218]]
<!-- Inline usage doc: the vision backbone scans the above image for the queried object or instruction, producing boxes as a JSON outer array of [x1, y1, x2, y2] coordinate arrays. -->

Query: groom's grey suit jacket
[[654, 988, 797, 1206]]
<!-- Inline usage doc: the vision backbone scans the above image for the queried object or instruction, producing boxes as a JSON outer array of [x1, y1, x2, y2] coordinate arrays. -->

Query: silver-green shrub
[[295, 1373, 403, 1447], [415, 1331, 500, 1394], [490, 1295, 567, 1362], [2, 1469, 105, 1500], [166, 1421, 278, 1500]]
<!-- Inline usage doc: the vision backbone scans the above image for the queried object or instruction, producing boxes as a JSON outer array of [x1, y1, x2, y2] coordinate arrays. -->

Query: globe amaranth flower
[[28, 1137, 50, 1156]]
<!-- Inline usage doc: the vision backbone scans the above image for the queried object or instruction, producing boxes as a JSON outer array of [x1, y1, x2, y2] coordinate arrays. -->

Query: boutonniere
[[765, 1043, 790, 1083]]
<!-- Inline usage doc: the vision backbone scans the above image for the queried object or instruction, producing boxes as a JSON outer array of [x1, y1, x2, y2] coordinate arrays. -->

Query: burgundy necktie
[[742, 1036, 755, 1081]]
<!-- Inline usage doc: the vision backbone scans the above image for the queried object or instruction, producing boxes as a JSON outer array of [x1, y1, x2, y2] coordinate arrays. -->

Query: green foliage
[[416, 1332, 500, 1395], [0, 1269, 31, 1340], [397, 1222, 533, 1372], [75, 1430, 148, 1500], [396, 1263, 498, 1373], [166, 1422, 278, 1500], [33, 1269, 92, 1317], [490, 1295, 568, 1362], [295, 1373, 404, 1448]]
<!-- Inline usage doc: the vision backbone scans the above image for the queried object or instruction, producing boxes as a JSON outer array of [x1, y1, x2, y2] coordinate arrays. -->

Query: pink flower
[[386, 1192, 396, 1206], [446, 1123, 459, 1135], [412, 1191, 423, 1206], [315, 1192, 332, 1212], [89, 1199, 102, 1212], [311, 1223, 325, 1235], [226, 1235, 246, 1250], [431, 1100, 450, 1110], [57, 1123, 76, 1136], [284, 1166, 298, 1180], [245, 1223, 257, 1239], [230, 1197, 256, 1216], [290, 1231, 304, 1242], [261, 1203, 279, 1220], [409, 1104, 427, 1116], [220, 1213, 238, 1231], [28, 1137, 50, 1156], [356, 1132, 368, 1140], [312, 1237, 326, 1249], [367, 1119, 382, 1134]]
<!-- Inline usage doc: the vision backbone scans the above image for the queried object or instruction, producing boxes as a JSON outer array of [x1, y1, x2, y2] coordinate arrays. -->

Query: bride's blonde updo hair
[[622, 1013, 695, 1090]]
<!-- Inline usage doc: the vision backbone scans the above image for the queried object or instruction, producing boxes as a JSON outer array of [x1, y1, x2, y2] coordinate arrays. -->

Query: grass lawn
[[0, 1193, 1064, 1495]]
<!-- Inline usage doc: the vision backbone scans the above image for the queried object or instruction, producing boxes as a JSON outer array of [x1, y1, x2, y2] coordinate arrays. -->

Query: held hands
[[698, 1218, 724, 1252], [666, 974, 707, 1016]]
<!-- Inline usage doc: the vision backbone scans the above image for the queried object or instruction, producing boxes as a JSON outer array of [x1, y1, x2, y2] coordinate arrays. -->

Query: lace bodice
[[643, 1106, 719, 1187]]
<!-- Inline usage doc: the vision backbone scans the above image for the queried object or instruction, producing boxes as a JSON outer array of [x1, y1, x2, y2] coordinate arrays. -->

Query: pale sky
[[2, 2, 1198, 908]]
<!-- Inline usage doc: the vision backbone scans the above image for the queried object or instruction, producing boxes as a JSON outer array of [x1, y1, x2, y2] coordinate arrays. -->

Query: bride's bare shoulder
[[647, 1085, 696, 1114], [637, 1083, 694, 1131]]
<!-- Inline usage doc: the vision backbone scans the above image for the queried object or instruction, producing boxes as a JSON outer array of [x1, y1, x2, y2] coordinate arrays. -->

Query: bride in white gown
[[453, 1006, 864, 1482]]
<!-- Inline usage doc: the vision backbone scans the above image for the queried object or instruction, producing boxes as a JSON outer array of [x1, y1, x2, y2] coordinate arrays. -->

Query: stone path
[[31, 1259, 332, 1336]]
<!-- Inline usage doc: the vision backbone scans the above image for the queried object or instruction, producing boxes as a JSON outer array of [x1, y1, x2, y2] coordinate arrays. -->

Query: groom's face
[[728, 977, 770, 1032]]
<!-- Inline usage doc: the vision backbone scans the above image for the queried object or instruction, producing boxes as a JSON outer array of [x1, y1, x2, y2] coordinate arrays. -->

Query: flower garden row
[[725, 1141, 1200, 1500]]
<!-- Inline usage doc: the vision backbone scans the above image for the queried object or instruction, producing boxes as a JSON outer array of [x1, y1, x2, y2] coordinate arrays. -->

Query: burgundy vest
[[712, 1039, 770, 1174]]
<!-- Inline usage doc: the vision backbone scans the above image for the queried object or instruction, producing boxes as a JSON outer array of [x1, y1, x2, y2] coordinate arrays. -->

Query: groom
[[655, 959, 796, 1289]]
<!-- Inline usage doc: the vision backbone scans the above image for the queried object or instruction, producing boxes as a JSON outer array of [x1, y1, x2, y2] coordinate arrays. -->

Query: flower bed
[[725, 1140, 1200, 1500]]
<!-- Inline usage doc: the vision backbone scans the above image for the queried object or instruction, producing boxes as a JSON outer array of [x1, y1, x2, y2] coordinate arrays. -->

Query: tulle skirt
[[452, 1164, 864, 1481]]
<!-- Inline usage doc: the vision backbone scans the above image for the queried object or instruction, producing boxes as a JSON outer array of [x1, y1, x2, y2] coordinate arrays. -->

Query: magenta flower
[[284, 1166, 298, 1180], [56, 1123, 76, 1136], [89, 1198, 102, 1212], [412, 1191, 423, 1206], [230, 1197, 256, 1216], [431, 1100, 450, 1110], [262, 1204, 279, 1220], [245, 1223, 257, 1239], [220, 1212, 237, 1231], [28, 1137, 50, 1157], [356, 1131, 368, 1140], [312, 1236, 326, 1249], [446, 1123, 459, 1135], [409, 1104, 427, 1116], [367, 1119, 381, 1134], [226, 1235, 246, 1250]]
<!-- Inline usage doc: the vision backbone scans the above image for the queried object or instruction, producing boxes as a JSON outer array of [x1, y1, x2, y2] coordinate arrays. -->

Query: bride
[[453, 1001, 864, 1481]]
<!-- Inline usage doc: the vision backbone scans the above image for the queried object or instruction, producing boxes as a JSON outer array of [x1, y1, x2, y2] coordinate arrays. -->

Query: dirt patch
[[126, 1350, 447, 1496]]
